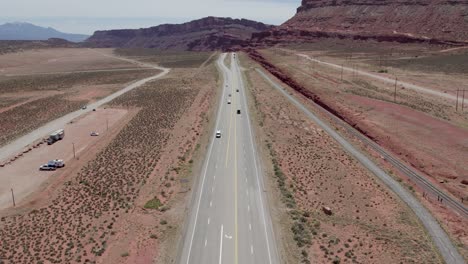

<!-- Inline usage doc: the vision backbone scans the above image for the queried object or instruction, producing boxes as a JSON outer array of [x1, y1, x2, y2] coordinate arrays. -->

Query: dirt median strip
[[255, 68, 465, 264]]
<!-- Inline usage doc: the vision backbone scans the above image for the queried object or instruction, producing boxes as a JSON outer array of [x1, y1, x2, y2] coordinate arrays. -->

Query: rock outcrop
[[253, 0, 468, 46], [86, 17, 272, 50]]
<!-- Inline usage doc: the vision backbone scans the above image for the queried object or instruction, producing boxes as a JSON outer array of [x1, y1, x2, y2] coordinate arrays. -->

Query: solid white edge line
[[219, 225, 224, 264], [235, 54, 274, 264], [185, 53, 228, 264]]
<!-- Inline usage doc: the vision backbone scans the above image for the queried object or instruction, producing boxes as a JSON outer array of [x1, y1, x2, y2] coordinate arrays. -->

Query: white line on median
[[235, 55, 275, 264], [184, 54, 228, 264], [219, 225, 224, 264]]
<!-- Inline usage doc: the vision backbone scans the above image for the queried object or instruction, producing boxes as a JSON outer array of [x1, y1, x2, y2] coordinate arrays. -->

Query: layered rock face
[[281, 0, 468, 43], [86, 17, 272, 50]]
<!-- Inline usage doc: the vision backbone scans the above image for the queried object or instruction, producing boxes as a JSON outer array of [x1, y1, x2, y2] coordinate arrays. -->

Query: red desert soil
[[0, 48, 159, 147], [0, 108, 129, 209], [253, 48, 468, 200], [0, 48, 136, 75], [347, 94, 468, 186], [99, 66, 218, 264], [247, 48, 468, 257], [242, 53, 442, 263], [0, 53, 218, 264]]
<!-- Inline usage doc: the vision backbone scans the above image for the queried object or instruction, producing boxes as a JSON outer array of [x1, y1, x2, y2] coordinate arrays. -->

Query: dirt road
[[256, 68, 465, 264], [0, 108, 128, 209], [0, 53, 169, 163], [297, 53, 457, 101]]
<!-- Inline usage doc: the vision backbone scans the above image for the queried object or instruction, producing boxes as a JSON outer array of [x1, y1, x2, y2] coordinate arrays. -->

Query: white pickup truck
[[48, 159, 65, 168]]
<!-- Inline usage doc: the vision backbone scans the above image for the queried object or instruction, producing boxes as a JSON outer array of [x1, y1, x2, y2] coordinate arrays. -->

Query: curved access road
[[178, 53, 279, 264], [0, 52, 169, 163], [255, 68, 465, 264]]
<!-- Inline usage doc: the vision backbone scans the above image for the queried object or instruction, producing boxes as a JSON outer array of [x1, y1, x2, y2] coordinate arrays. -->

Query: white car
[[227, 100, 231, 104], [39, 164, 56, 171], [48, 159, 65, 168], [81, 105, 87, 110], [216, 130, 221, 138], [90, 131, 99, 136]]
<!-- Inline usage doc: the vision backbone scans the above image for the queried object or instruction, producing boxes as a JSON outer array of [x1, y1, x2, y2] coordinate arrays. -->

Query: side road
[[297, 53, 457, 101], [256, 68, 465, 264], [0, 52, 169, 163]]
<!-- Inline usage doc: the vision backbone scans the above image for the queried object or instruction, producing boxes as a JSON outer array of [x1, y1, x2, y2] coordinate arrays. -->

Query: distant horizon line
[[0, 16, 284, 35]]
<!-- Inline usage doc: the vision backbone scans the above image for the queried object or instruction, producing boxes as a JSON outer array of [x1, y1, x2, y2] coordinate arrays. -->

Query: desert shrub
[[144, 198, 162, 210]]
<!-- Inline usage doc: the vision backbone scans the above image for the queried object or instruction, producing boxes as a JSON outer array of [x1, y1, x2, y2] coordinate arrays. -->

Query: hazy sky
[[0, 0, 300, 34]]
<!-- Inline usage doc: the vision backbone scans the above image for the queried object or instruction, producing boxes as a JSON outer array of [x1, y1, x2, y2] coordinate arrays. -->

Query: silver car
[[39, 164, 56, 171]]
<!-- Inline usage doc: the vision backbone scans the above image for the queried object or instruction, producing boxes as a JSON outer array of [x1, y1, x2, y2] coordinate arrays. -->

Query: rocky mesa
[[253, 0, 468, 45], [86, 16, 272, 50]]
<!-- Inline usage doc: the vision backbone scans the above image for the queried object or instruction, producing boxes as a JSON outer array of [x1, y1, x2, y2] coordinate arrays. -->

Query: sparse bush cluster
[[0, 70, 157, 147], [114, 49, 214, 68], [345, 79, 451, 120], [0, 95, 85, 146], [246, 59, 439, 263], [0, 70, 155, 93], [0, 76, 197, 263]]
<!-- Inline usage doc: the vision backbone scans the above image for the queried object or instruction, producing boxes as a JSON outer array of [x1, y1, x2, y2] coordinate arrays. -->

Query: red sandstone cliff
[[252, 0, 468, 46], [86, 17, 272, 50]]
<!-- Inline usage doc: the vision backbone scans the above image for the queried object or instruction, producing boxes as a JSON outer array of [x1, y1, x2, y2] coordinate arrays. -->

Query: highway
[[179, 53, 279, 264], [0, 54, 169, 163], [255, 68, 465, 264]]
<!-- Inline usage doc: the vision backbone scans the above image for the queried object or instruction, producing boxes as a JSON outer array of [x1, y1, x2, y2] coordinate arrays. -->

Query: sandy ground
[[0, 48, 135, 75], [259, 49, 468, 201], [0, 108, 128, 209], [253, 48, 468, 259], [0, 52, 218, 264], [279, 46, 468, 98], [99, 65, 218, 264], [241, 53, 443, 263], [0, 48, 160, 149]]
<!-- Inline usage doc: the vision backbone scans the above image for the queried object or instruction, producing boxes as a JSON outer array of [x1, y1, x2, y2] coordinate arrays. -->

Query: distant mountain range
[[86, 17, 272, 50], [0, 22, 89, 42]]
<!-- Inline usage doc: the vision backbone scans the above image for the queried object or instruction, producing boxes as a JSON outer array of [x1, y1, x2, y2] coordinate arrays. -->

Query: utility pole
[[456, 89, 459, 111], [341, 64, 344, 81], [11, 188, 15, 207], [72, 142, 76, 159], [462, 89, 465, 111], [394, 77, 398, 102]]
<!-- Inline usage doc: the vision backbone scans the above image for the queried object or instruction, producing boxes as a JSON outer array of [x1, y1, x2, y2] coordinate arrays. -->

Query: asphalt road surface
[[256, 68, 465, 264], [0, 54, 169, 163], [179, 53, 279, 264]]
